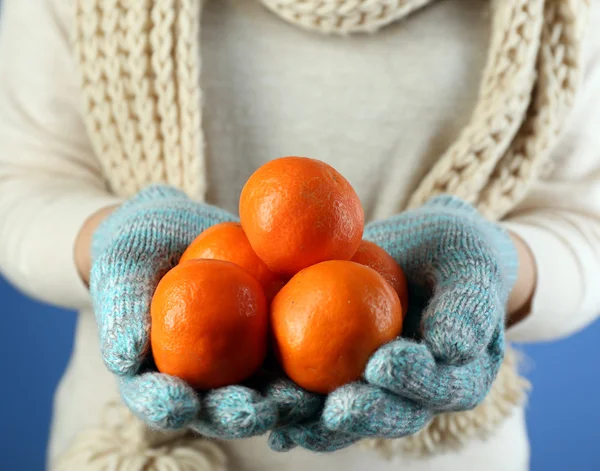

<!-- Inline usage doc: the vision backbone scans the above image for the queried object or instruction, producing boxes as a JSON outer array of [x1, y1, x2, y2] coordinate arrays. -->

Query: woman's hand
[[506, 232, 536, 327], [86, 184, 306, 438], [269, 195, 521, 452], [75, 204, 120, 286]]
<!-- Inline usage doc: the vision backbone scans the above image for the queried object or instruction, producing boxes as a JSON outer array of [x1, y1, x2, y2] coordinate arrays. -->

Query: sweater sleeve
[[0, 0, 121, 310], [504, 8, 600, 343]]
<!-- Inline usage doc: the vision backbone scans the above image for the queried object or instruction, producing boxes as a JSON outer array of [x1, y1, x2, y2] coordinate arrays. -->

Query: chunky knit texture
[[270, 195, 518, 452], [90, 185, 282, 437], [66, 0, 590, 467]]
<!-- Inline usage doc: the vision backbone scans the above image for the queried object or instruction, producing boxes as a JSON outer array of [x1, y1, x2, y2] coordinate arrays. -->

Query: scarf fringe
[[52, 402, 227, 471]]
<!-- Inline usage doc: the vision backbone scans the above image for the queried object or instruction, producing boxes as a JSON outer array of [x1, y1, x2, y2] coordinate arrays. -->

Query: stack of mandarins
[[151, 157, 408, 394]]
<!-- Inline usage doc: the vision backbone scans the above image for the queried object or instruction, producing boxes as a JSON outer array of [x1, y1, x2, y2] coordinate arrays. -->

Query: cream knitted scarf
[[56, 0, 589, 469]]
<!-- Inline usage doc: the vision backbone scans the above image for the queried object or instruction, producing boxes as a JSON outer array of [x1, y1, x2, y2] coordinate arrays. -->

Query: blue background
[[0, 276, 599, 470]]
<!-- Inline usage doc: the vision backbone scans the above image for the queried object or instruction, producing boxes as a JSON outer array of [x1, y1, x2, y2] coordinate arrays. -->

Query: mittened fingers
[[120, 373, 200, 430], [91, 208, 203, 376], [91, 244, 166, 376], [322, 383, 432, 438], [423, 273, 505, 365], [191, 386, 278, 439], [269, 422, 360, 453], [263, 378, 323, 426], [268, 383, 432, 451], [268, 429, 297, 452], [365, 332, 505, 412], [120, 374, 279, 438], [91, 188, 239, 377]]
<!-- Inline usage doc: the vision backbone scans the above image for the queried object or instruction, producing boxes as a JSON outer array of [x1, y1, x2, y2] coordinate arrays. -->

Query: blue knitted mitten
[[269, 195, 519, 452], [269, 383, 433, 452], [90, 185, 320, 438]]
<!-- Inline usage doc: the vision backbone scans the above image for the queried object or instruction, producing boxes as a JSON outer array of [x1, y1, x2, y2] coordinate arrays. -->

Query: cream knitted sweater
[[0, 0, 599, 470]]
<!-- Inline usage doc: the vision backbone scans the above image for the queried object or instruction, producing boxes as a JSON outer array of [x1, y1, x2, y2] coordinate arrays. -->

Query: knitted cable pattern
[[409, 0, 588, 218], [259, 0, 433, 33], [407, 0, 545, 211], [74, 0, 204, 199], [478, 0, 588, 217], [68, 0, 588, 467]]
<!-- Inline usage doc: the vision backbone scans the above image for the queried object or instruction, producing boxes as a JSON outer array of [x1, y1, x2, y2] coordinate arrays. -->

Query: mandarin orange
[[239, 157, 364, 276], [351, 240, 409, 314], [151, 259, 268, 390], [180, 222, 285, 300], [270, 260, 403, 394]]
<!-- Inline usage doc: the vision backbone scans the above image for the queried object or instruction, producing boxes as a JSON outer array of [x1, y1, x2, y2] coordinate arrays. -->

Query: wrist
[[74, 204, 120, 286], [506, 231, 537, 326]]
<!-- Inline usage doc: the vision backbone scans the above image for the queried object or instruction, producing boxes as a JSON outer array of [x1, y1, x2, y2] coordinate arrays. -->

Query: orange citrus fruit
[[351, 240, 409, 314], [151, 259, 268, 390], [180, 222, 285, 300], [270, 260, 403, 394], [239, 157, 364, 276]]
